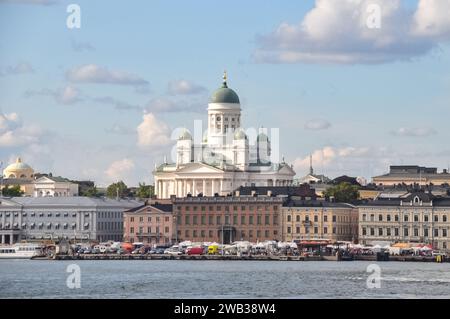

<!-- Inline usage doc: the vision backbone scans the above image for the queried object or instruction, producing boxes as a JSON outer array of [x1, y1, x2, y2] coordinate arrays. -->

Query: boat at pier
[[0, 243, 44, 259]]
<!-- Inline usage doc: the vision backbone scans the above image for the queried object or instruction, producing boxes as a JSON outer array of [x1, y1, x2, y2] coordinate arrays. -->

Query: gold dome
[[3, 157, 34, 179]]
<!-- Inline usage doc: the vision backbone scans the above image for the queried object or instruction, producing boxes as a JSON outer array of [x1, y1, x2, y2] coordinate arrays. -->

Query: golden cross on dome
[[222, 70, 227, 86]]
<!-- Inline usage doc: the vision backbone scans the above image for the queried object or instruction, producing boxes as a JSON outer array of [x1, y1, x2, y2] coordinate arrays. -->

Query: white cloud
[[304, 119, 331, 130], [105, 158, 135, 182], [93, 96, 142, 111], [255, 0, 450, 64], [136, 113, 172, 149], [0, 62, 34, 76], [0, 112, 43, 147], [66, 64, 149, 86], [24, 85, 82, 105], [391, 127, 436, 137], [168, 79, 206, 95]]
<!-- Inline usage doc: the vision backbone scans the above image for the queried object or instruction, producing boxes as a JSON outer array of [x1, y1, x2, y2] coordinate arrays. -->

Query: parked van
[[208, 245, 219, 255], [187, 247, 203, 255]]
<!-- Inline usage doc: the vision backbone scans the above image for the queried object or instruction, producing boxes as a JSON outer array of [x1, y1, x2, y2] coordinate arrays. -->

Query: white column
[[162, 181, 167, 199], [1, 235, 4, 244], [220, 179, 223, 195], [202, 179, 206, 195], [183, 180, 186, 196], [211, 179, 215, 196], [192, 179, 195, 195]]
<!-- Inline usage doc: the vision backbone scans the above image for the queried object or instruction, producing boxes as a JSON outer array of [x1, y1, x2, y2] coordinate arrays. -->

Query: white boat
[[0, 243, 44, 259]]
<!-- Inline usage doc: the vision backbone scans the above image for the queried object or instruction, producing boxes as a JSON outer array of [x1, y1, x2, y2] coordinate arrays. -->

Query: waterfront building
[[173, 194, 283, 244], [373, 165, 450, 186], [33, 175, 79, 197], [0, 197, 141, 244], [358, 192, 450, 252], [123, 202, 174, 245], [282, 199, 358, 243], [153, 73, 296, 199]]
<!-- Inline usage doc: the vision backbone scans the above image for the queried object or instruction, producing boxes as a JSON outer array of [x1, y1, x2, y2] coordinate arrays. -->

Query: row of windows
[[0, 222, 87, 230], [362, 227, 448, 237], [181, 214, 278, 226], [129, 226, 170, 234], [129, 216, 170, 223], [177, 205, 279, 212], [362, 214, 448, 223], [287, 226, 340, 235], [99, 222, 122, 231], [286, 215, 350, 223], [180, 229, 277, 239], [0, 211, 118, 218]]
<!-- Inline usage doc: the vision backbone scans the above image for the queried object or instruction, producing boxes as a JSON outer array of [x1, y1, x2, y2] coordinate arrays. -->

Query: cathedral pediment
[[277, 164, 296, 176], [176, 162, 224, 174]]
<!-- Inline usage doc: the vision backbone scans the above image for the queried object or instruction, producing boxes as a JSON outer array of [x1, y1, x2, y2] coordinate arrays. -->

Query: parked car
[[187, 247, 203, 255], [164, 249, 182, 256]]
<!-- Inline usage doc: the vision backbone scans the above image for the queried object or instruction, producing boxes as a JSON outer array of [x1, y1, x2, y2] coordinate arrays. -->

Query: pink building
[[123, 203, 174, 245]]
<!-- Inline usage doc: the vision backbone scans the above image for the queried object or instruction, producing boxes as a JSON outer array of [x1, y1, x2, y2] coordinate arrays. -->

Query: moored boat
[[0, 243, 44, 259]]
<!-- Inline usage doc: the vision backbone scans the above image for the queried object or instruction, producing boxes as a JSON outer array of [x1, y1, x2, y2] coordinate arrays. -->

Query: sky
[[1, 0, 450, 186]]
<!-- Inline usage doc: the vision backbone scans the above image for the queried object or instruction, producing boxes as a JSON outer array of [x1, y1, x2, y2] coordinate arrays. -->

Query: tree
[[136, 182, 154, 199], [2, 185, 24, 197], [82, 186, 99, 197], [323, 182, 359, 203], [106, 181, 129, 199]]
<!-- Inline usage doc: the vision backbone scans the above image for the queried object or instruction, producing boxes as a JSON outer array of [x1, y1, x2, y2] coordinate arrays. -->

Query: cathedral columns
[[202, 179, 206, 195], [211, 179, 215, 196], [192, 179, 195, 196], [162, 181, 167, 199]]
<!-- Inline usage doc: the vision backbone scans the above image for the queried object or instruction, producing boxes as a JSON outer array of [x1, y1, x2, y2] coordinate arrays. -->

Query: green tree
[[82, 186, 99, 197], [136, 182, 154, 199], [106, 181, 129, 199], [323, 182, 359, 203], [2, 185, 24, 197]]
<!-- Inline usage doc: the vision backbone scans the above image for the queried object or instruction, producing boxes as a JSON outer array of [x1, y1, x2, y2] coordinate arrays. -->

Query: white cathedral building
[[153, 73, 296, 199]]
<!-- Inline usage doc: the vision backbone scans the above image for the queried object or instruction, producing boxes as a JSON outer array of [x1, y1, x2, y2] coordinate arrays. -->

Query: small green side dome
[[234, 129, 247, 140], [257, 132, 269, 142], [178, 129, 192, 140]]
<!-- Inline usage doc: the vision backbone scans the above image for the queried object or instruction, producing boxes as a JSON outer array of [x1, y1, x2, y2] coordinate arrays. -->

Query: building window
[[378, 228, 383, 236], [201, 206, 205, 212], [148, 217, 151, 222], [201, 215, 206, 225], [209, 215, 213, 225], [185, 215, 190, 225], [249, 230, 253, 238], [443, 215, 448, 223], [314, 227, 318, 234], [424, 215, 429, 222], [193, 230, 197, 238], [225, 215, 230, 225], [387, 228, 391, 236], [296, 227, 300, 234], [209, 230, 213, 238], [414, 228, 419, 237], [332, 227, 336, 234], [404, 228, 409, 237], [434, 215, 439, 222], [201, 230, 205, 238], [165, 217, 170, 222], [362, 227, 367, 236], [324, 227, 328, 234], [130, 217, 134, 222], [324, 216, 328, 222], [256, 230, 261, 238], [387, 215, 391, 222], [362, 214, 366, 222], [130, 227, 134, 234], [287, 227, 291, 234], [404, 215, 409, 222], [257, 215, 262, 225], [287, 215, 291, 222], [395, 215, 399, 222], [185, 230, 189, 238], [414, 215, 419, 222], [193, 215, 198, 225], [394, 228, 399, 236], [378, 214, 383, 222], [249, 216, 254, 225], [314, 215, 318, 222], [370, 228, 375, 236], [443, 229, 447, 237], [241, 215, 245, 225], [296, 215, 300, 222], [424, 228, 429, 237], [370, 214, 374, 222], [265, 230, 269, 238], [216, 215, 221, 225], [233, 215, 238, 225], [332, 215, 336, 223]]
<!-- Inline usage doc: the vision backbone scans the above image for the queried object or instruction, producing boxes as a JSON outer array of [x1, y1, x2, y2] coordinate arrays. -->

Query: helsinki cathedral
[[153, 72, 296, 199]]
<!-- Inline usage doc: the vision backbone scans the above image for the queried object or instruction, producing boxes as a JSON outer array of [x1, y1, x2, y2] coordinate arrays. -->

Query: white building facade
[[153, 73, 296, 199]]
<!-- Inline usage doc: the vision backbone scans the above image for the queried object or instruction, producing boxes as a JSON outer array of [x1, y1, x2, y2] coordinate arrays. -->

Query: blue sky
[[1, 0, 450, 186]]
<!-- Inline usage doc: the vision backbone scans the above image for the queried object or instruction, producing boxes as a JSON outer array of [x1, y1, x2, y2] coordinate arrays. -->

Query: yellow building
[[282, 200, 359, 243]]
